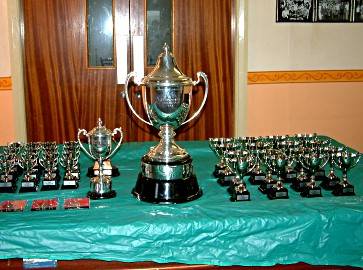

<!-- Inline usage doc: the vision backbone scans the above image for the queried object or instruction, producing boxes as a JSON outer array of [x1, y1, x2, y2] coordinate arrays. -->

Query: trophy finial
[[97, 118, 103, 127], [163, 43, 169, 54]]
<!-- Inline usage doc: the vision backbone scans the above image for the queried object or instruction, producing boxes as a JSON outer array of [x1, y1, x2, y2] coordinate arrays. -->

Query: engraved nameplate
[[286, 173, 297, 178], [22, 182, 35, 188], [63, 180, 76, 186], [308, 189, 321, 196], [0, 182, 12, 187], [254, 175, 265, 180], [237, 195, 249, 201], [343, 187, 354, 193], [329, 181, 339, 186], [266, 183, 273, 189], [43, 180, 56, 186], [276, 191, 287, 198]]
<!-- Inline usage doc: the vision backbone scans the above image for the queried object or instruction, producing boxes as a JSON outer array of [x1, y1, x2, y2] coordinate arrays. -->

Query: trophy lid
[[141, 44, 193, 87], [88, 118, 112, 137]]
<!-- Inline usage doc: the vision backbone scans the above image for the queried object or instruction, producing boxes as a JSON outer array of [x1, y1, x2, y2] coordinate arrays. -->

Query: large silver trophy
[[124, 44, 208, 204], [78, 119, 123, 199]]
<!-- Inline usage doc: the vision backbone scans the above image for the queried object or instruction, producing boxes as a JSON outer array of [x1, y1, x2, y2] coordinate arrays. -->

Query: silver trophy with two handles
[[78, 119, 123, 199], [124, 44, 208, 204]]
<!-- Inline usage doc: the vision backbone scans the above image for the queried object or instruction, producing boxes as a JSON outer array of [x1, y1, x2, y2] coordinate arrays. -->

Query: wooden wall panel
[[173, 0, 234, 140], [23, 0, 233, 143], [23, 0, 130, 143]]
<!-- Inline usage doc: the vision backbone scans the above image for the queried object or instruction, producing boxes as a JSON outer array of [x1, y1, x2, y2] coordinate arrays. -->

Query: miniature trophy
[[299, 151, 328, 198], [267, 181, 289, 200], [217, 150, 238, 187], [124, 44, 208, 204], [248, 143, 266, 185], [39, 142, 60, 191], [332, 149, 361, 196], [229, 151, 254, 201], [209, 138, 228, 178], [78, 119, 123, 199], [19, 144, 41, 193], [60, 141, 81, 189], [0, 150, 18, 193], [320, 146, 341, 190]]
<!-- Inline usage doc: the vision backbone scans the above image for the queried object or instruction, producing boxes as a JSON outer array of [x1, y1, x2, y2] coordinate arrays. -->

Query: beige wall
[[0, 0, 16, 145], [0, 0, 11, 76], [248, 0, 363, 71], [246, 0, 363, 151]]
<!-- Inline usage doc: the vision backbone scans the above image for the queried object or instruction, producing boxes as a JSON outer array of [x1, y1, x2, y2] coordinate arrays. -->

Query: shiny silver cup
[[124, 44, 208, 204]]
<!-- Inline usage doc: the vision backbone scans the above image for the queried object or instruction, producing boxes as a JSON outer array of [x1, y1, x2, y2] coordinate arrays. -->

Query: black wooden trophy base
[[300, 185, 322, 198], [248, 173, 266, 185], [87, 190, 117, 200], [217, 173, 237, 187], [230, 188, 250, 202], [332, 182, 355, 196], [0, 185, 17, 193], [267, 183, 289, 200], [132, 173, 202, 204], [320, 175, 340, 190]]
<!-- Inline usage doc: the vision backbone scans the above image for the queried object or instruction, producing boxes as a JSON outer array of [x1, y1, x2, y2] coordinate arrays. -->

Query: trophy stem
[[158, 124, 176, 157]]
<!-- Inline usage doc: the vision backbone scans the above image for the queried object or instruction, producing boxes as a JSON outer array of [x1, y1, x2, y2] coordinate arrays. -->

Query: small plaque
[[64, 198, 90, 209], [43, 180, 56, 186], [0, 200, 27, 212], [308, 189, 321, 196], [31, 198, 58, 211], [21, 182, 35, 188], [0, 182, 12, 188], [276, 191, 288, 198], [343, 187, 354, 193], [63, 180, 76, 186], [236, 194, 250, 201]]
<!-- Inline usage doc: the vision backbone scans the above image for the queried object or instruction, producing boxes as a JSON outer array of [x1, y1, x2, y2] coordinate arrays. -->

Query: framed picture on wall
[[316, 0, 352, 22], [276, 0, 314, 22], [354, 0, 363, 21]]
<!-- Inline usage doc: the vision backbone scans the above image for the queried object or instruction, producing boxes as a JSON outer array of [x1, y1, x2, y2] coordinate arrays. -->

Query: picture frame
[[276, 0, 314, 22], [315, 0, 352, 22], [353, 0, 363, 21]]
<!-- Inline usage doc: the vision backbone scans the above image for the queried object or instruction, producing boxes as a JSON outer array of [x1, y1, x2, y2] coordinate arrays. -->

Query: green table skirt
[[0, 140, 362, 267]]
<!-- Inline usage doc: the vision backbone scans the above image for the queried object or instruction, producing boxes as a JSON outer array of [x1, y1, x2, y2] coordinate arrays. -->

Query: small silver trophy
[[299, 151, 328, 198], [332, 149, 361, 196], [78, 118, 123, 199], [124, 44, 208, 204]]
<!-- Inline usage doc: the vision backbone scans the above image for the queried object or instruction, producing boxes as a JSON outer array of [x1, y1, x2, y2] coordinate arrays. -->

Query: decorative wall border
[[248, 70, 363, 84], [0, 76, 12, 91]]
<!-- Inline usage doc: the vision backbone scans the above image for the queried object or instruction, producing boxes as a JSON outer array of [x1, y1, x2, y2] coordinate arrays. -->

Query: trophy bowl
[[124, 44, 208, 204]]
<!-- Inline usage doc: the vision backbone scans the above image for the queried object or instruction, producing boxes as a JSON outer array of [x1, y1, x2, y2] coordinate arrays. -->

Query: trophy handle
[[77, 129, 96, 160], [105, 127, 123, 160], [182, 71, 209, 126], [123, 71, 152, 126], [350, 152, 361, 169]]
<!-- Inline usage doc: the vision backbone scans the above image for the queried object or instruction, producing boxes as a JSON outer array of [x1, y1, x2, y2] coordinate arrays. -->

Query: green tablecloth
[[0, 140, 362, 267]]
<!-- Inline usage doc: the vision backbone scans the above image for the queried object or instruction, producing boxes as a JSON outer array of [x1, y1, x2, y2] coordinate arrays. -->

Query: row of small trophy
[[0, 141, 80, 193], [209, 134, 361, 201]]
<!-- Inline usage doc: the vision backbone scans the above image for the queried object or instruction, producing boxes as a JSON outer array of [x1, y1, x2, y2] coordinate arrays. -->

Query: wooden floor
[[0, 259, 360, 270]]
